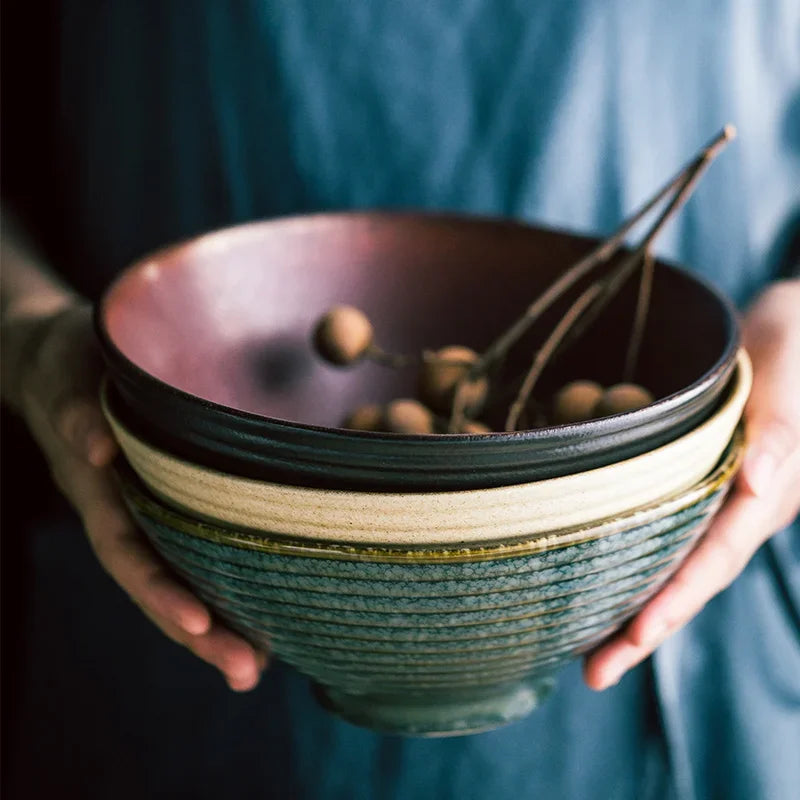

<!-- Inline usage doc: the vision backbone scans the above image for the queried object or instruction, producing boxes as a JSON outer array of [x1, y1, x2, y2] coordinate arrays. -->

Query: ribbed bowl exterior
[[103, 350, 751, 548], [117, 438, 740, 712]]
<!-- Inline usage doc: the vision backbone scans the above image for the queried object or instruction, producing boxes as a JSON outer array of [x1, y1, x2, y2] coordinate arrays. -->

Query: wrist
[[1, 285, 81, 325], [0, 294, 87, 412]]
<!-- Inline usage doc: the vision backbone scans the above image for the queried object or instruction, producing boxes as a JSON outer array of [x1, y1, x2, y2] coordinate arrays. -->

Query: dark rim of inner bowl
[[96, 212, 740, 492]]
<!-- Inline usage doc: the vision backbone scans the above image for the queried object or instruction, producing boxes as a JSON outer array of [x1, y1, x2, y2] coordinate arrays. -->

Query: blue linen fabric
[[7, 2, 799, 798]]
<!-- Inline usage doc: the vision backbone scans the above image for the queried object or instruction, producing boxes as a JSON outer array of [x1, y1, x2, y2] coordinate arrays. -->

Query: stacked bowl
[[97, 213, 749, 736]]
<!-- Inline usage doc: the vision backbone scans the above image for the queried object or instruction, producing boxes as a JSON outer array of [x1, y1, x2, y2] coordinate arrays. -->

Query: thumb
[[739, 282, 800, 498], [740, 416, 799, 498]]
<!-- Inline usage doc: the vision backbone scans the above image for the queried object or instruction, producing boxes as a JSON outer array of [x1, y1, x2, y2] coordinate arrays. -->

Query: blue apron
[[8, 2, 800, 797]]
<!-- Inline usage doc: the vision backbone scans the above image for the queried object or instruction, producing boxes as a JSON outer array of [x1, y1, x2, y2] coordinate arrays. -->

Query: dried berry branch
[[558, 125, 735, 353], [316, 125, 736, 436], [623, 248, 655, 382], [366, 345, 474, 370], [467, 126, 735, 382], [504, 283, 603, 431], [502, 126, 735, 430], [449, 125, 736, 433]]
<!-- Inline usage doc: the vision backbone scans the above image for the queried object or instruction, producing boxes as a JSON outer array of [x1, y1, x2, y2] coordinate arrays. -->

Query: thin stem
[[452, 124, 736, 434], [367, 346, 419, 368], [470, 125, 736, 379], [558, 126, 734, 351], [367, 346, 473, 369], [623, 248, 655, 382], [505, 283, 604, 431], [448, 380, 469, 433]]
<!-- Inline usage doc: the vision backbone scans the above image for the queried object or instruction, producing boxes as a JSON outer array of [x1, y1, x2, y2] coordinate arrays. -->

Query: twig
[[366, 346, 418, 368], [505, 283, 604, 431], [558, 124, 735, 351], [469, 126, 736, 380], [367, 346, 473, 369], [449, 125, 737, 433], [623, 248, 655, 382]]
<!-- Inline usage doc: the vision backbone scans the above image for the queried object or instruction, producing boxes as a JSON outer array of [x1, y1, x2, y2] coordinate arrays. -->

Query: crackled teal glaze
[[141, 493, 720, 581], [148, 516, 705, 597], [233, 607, 637, 663], [167, 554, 683, 618], [180, 580, 659, 642]]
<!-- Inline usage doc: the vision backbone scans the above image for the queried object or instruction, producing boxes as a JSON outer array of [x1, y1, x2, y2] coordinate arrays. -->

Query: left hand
[[584, 278, 800, 690]]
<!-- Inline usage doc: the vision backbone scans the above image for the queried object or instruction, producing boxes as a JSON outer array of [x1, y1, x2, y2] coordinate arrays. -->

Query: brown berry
[[460, 419, 492, 434], [384, 399, 435, 434], [419, 346, 488, 414], [342, 404, 384, 432], [552, 380, 604, 424], [313, 305, 374, 366], [593, 383, 655, 417]]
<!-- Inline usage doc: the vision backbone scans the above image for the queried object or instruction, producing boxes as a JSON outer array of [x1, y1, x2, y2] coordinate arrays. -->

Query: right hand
[[3, 298, 268, 691]]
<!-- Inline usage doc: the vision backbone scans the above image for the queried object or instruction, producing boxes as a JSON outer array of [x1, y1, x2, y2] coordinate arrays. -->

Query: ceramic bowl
[[116, 428, 743, 736], [102, 350, 749, 546], [97, 212, 739, 491]]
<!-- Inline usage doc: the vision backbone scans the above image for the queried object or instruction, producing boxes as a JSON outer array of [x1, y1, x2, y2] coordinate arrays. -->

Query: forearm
[[1, 212, 79, 318], [0, 213, 265, 690], [1, 212, 83, 409]]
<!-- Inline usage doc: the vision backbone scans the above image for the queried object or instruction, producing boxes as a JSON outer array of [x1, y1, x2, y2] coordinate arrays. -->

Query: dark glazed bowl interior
[[97, 212, 739, 490]]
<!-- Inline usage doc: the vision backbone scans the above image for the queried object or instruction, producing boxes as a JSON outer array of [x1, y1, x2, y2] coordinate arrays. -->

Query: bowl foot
[[313, 676, 556, 737]]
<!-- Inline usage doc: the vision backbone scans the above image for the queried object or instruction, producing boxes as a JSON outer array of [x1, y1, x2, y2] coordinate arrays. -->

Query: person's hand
[[2, 299, 268, 691], [584, 279, 800, 690]]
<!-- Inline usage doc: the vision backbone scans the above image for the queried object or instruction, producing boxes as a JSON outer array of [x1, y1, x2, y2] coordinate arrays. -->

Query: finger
[[583, 488, 769, 690], [741, 415, 800, 498], [740, 286, 800, 496], [140, 607, 269, 692], [53, 395, 118, 467], [190, 624, 269, 691], [82, 497, 213, 637], [17, 303, 116, 467], [42, 437, 270, 686], [25, 394, 211, 638], [40, 439, 213, 637]]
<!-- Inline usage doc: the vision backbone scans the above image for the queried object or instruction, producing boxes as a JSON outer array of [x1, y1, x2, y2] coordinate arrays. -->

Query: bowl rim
[[95, 210, 741, 444], [116, 424, 744, 564], [102, 349, 751, 546]]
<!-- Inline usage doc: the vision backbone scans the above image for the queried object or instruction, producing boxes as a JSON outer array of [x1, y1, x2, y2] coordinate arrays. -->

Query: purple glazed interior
[[97, 212, 739, 490]]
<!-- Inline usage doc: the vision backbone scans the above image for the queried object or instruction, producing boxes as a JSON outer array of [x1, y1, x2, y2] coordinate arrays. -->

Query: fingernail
[[180, 612, 211, 637], [599, 664, 624, 690], [227, 671, 259, 693], [642, 616, 669, 649], [743, 448, 777, 497]]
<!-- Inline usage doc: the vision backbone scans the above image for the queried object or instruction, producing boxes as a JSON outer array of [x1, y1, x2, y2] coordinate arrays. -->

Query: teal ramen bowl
[[117, 431, 742, 736]]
